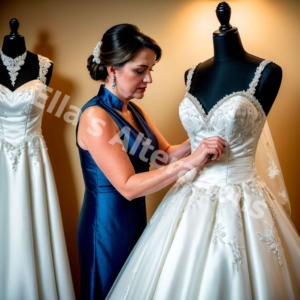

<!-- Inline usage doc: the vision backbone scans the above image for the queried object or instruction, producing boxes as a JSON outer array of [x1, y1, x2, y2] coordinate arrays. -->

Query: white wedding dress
[[0, 55, 75, 299], [107, 60, 300, 300]]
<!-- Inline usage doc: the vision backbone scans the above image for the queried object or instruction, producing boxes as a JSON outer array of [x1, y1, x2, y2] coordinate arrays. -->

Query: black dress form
[[185, 2, 282, 116], [0, 18, 53, 91]]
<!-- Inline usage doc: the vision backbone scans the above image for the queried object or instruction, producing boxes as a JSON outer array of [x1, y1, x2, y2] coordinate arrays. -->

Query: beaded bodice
[[0, 55, 52, 169], [179, 60, 270, 185]]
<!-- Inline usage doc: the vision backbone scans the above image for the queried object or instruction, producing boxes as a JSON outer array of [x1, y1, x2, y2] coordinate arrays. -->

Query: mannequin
[[0, 18, 53, 91], [185, 2, 282, 115], [0, 18, 75, 300]]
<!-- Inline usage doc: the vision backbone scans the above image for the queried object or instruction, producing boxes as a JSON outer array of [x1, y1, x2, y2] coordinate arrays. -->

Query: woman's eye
[[135, 70, 144, 75]]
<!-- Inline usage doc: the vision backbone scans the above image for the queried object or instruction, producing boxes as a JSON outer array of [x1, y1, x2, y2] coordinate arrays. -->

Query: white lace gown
[[0, 55, 75, 300], [106, 60, 300, 300]]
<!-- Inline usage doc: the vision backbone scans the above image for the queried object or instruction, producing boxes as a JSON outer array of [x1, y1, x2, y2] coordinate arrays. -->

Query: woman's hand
[[188, 136, 227, 167]]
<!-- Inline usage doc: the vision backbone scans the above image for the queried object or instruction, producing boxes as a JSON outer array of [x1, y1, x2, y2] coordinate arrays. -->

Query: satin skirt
[[107, 170, 300, 300], [0, 138, 75, 300]]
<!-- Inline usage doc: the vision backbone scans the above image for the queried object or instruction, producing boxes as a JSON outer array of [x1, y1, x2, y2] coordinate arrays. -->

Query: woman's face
[[113, 47, 156, 102]]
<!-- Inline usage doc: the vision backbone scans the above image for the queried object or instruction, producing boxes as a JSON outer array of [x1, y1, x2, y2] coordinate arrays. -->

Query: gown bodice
[[179, 60, 270, 185], [0, 55, 52, 169], [0, 55, 51, 144]]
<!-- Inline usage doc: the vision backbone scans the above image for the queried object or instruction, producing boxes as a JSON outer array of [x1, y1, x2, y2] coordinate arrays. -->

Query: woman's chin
[[133, 93, 145, 99]]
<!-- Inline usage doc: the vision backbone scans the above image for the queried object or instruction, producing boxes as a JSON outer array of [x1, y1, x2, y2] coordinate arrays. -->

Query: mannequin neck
[[1, 35, 26, 58], [213, 30, 245, 61]]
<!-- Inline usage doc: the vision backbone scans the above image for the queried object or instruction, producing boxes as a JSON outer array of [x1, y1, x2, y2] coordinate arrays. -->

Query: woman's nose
[[144, 72, 152, 83]]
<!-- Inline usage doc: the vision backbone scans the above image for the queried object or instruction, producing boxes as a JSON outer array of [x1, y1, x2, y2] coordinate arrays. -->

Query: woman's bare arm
[[77, 106, 226, 200]]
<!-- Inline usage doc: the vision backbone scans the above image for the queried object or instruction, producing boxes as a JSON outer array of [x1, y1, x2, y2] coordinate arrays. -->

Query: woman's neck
[[104, 84, 130, 112]]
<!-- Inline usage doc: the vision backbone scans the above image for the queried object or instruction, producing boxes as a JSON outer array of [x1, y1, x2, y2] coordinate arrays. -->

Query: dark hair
[[87, 24, 162, 81]]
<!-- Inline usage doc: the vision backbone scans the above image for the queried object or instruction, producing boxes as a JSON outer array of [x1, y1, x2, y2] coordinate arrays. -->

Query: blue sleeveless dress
[[76, 85, 158, 300]]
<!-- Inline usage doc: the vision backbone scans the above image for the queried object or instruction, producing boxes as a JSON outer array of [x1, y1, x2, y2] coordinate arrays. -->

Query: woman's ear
[[107, 65, 116, 77]]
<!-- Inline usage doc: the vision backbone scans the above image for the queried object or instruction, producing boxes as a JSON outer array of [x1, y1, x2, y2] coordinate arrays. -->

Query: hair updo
[[87, 23, 162, 81]]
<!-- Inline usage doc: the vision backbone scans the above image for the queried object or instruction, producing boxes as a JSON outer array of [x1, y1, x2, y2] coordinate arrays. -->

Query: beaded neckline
[[0, 50, 27, 86], [183, 60, 271, 122]]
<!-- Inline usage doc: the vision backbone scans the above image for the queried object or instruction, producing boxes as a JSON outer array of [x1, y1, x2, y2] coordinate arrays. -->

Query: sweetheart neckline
[[0, 79, 44, 93], [182, 90, 266, 122]]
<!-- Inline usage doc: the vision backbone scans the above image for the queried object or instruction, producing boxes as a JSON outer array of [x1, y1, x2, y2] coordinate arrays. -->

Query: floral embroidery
[[0, 133, 46, 170], [0, 50, 27, 86], [228, 237, 244, 271], [263, 139, 280, 179], [267, 156, 280, 178], [265, 199, 277, 220], [212, 223, 226, 244], [37, 55, 52, 84], [237, 212, 243, 229], [246, 181, 265, 199], [278, 190, 288, 202], [257, 221, 283, 266], [247, 60, 272, 96]]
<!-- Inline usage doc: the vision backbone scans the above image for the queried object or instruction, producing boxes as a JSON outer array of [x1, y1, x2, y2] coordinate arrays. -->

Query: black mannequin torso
[[0, 18, 53, 91], [185, 3, 282, 116]]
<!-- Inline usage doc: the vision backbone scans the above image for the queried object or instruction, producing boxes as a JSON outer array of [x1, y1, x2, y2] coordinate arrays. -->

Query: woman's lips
[[138, 87, 146, 92]]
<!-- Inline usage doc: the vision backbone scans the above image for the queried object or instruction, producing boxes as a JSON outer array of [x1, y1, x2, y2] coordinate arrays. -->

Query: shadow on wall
[[33, 30, 80, 298]]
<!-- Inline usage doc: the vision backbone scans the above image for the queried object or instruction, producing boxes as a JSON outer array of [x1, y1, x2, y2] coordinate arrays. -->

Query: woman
[[76, 23, 226, 300]]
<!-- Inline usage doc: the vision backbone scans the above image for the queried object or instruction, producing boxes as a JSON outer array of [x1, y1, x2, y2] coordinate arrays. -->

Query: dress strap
[[185, 65, 197, 92], [247, 60, 272, 96], [37, 55, 52, 84]]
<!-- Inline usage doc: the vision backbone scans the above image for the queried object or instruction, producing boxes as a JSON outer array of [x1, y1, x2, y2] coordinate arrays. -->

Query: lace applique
[[266, 200, 277, 220], [228, 237, 244, 271], [264, 139, 280, 178], [237, 212, 243, 229], [0, 132, 46, 170], [0, 50, 27, 86], [37, 55, 52, 84], [267, 155, 280, 178], [257, 221, 283, 266], [180, 179, 279, 225], [184, 89, 265, 124], [184, 190, 200, 210], [247, 60, 272, 96], [212, 223, 226, 244], [219, 184, 242, 206], [278, 190, 288, 202], [185, 65, 196, 92], [184, 185, 219, 210]]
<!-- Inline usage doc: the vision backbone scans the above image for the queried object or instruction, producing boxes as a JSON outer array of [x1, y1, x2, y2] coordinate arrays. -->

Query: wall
[[1, 0, 299, 297]]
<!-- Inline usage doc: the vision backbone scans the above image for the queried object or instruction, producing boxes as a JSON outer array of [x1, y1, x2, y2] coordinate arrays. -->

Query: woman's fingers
[[194, 136, 227, 164]]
